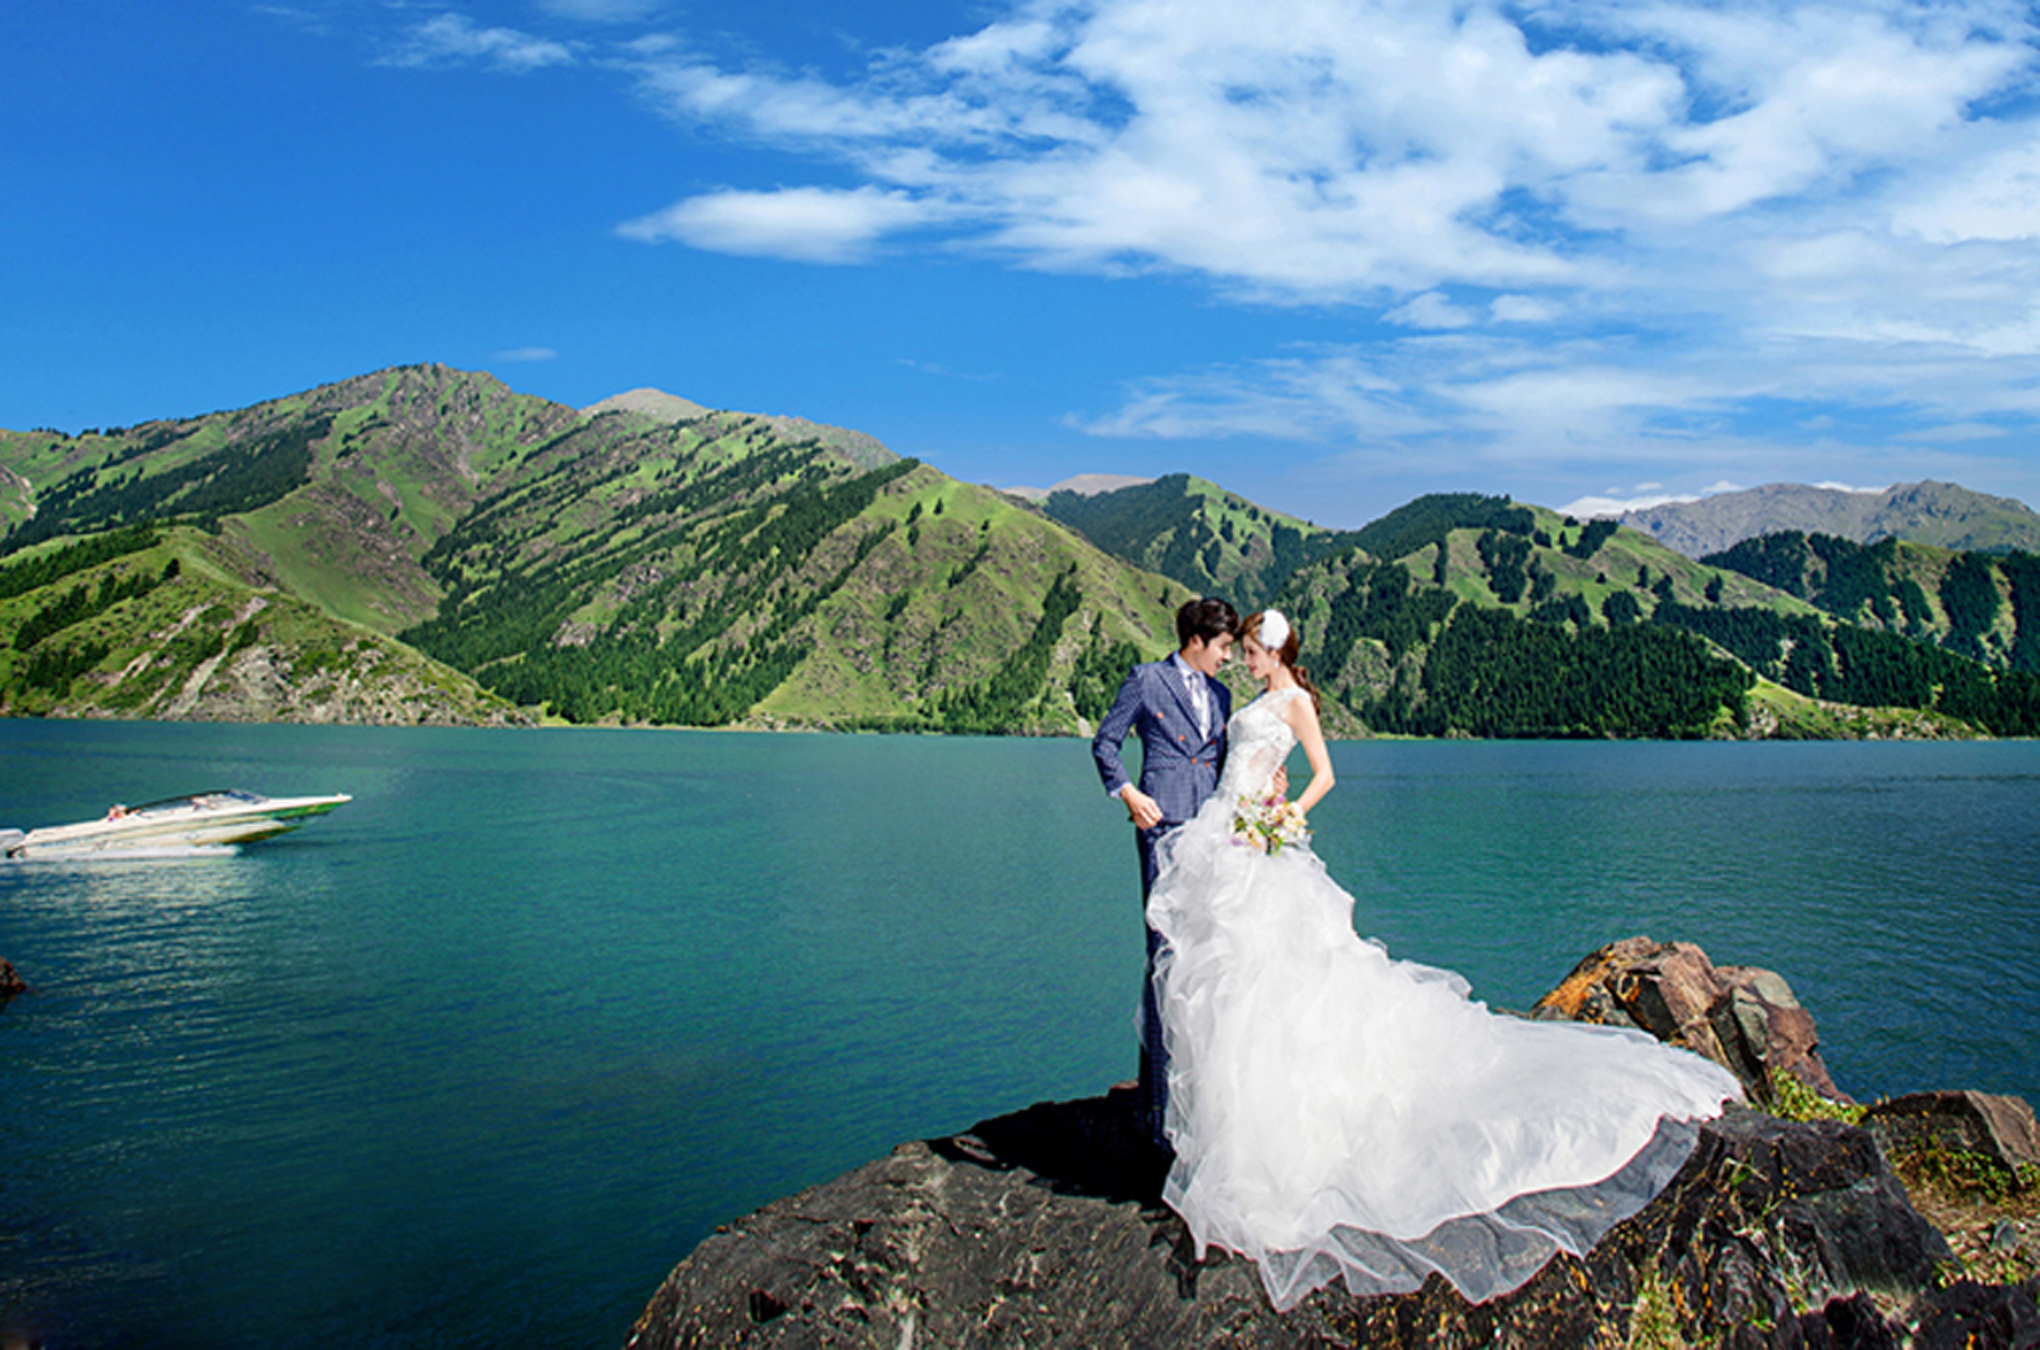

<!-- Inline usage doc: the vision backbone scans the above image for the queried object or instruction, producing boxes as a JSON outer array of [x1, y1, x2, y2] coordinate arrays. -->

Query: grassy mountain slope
[[1038, 473, 1362, 610], [1616, 481, 2040, 558], [402, 429, 1191, 732], [0, 526, 524, 724], [0, 365, 586, 634]]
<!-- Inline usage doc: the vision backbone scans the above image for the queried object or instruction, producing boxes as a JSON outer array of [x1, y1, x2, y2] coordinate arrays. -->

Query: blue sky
[[8, 0, 2040, 527]]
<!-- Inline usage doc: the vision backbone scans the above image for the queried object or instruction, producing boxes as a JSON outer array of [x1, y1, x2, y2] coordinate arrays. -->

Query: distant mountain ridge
[[5, 368, 2038, 738], [1615, 481, 2040, 557], [1003, 473, 1153, 501]]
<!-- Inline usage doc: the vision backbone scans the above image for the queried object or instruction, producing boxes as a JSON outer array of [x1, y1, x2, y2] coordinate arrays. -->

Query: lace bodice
[[1216, 687, 1307, 799]]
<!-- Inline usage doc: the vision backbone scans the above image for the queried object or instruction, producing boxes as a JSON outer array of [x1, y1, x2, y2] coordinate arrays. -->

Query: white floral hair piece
[[1257, 609, 1291, 653]]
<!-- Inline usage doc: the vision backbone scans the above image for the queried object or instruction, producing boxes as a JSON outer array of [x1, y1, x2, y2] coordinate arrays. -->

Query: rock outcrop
[[625, 1091, 2014, 1349], [1866, 1093, 2040, 1175], [0, 959, 24, 998], [627, 942, 2039, 1348]]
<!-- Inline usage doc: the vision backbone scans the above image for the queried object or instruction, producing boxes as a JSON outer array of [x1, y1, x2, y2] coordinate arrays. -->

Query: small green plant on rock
[[1895, 1145, 2034, 1205], [1764, 1068, 1865, 1125], [1626, 1259, 1686, 1350]]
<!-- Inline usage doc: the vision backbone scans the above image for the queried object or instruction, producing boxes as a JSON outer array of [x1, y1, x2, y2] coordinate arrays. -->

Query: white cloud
[[493, 346, 559, 362], [1490, 295, 1559, 324], [575, 0, 2040, 501], [1556, 492, 1698, 518], [1068, 322, 2040, 507], [250, 5, 331, 35], [1387, 292, 1477, 330], [383, 14, 574, 72], [617, 186, 935, 262], [1890, 423, 2007, 444], [612, 0, 2040, 307], [1071, 349, 1425, 442], [1895, 137, 2040, 243]]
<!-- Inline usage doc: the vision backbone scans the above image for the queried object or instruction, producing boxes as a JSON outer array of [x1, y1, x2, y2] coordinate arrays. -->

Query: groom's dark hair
[[1176, 597, 1240, 649]]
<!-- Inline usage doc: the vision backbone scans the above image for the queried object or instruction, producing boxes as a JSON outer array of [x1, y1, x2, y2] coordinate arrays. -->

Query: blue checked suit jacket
[[1091, 657, 1231, 825]]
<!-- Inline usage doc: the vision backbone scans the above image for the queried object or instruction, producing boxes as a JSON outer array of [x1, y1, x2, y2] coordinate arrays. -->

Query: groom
[[1091, 596, 1240, 1150]]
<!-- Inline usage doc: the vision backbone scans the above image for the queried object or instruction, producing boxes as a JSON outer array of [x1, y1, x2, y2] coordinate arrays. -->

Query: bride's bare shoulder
[[1276, 686, 1318, 727]]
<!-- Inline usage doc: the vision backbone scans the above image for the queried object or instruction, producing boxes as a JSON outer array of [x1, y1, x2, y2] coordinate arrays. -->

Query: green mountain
[[1037, 473, 1362, 609], [0, 364, 589, 634], [0, 366, 1190, 732], [1271, 496, 2040, 739], [1702, 531, 2040, 671], [401, 442, 1188, 733], [9, 369, 2039, 740]]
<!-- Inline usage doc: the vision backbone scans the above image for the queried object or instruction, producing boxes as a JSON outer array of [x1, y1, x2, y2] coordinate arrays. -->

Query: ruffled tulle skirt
[[1145, 796, 1741, 1311]]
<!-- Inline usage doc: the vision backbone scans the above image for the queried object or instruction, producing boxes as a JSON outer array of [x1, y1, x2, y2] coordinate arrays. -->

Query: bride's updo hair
[[1244, 611, 1321, 712]]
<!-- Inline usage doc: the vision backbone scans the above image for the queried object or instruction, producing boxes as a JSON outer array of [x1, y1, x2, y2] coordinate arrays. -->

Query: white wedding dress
[[1145, 687, 1741, 1311]]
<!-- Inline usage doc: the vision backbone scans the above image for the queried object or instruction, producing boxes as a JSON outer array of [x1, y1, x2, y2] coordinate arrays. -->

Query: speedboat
[[0, 790, 351, 859]]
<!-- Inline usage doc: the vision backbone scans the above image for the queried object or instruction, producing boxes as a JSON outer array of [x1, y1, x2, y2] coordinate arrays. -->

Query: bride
[[1145, 609, 1742, 1311]]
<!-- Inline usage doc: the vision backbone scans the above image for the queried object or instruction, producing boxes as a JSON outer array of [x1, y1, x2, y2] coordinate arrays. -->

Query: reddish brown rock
[[1865, 1091, 2040, 1174], [0, 959, 24, 998], [1531, 936, 1845, 1105]]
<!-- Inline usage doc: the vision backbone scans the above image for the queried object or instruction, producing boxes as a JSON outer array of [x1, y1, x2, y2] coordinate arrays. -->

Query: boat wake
[[0, 841, 242, 864]]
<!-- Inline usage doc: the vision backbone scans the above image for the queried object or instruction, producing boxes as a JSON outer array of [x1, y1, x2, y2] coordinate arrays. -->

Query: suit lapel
[[1155, 659, 1204, 739]]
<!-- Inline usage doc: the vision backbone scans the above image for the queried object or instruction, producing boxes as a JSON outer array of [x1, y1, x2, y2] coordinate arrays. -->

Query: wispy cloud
[[616, 186, 934, 262], [362, 0, 2040, 506], [493, 346, 559, 362], [896, 358, 1004, 382], [1556, 491, 1701, 518], [612, 0, 2036, 307], [381, 14, 575, 72], [250, 4, 332, 36], [1889, 422, 2009, 444], [1069, 324, 2040, 506], [534, 0, 662, 21]]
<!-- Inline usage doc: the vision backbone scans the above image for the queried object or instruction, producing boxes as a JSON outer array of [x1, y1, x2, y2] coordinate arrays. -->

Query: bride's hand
[[1272, 765, 1290, 797]]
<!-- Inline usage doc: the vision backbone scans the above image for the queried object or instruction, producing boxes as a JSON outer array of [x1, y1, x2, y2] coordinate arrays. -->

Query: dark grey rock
[[1908, 1279, 2040, 1350], [1798, 1291, 1903, 1350], [0, 959, 24, 998], [624, 1093, 1958, 1349]]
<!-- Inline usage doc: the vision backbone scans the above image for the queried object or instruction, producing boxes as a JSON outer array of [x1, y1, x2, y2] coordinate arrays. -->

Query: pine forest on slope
[[3, 364, 2038, 739], [0, 365, 1186, 733]]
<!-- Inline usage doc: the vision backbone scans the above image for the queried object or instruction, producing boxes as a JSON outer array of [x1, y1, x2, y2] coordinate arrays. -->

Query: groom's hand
[[1120, 786, 1164, 829]]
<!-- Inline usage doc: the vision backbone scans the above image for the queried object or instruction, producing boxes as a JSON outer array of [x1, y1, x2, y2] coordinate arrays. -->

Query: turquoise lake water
[[1, 720, 2036, 1347]]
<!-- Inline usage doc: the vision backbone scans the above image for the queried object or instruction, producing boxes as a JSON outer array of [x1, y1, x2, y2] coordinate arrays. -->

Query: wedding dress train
[[1145, 687, 1740, 1311]]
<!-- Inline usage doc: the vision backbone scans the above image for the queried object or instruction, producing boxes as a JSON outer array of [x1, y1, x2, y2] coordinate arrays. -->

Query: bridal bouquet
[[1231, 791, 1310, 855]]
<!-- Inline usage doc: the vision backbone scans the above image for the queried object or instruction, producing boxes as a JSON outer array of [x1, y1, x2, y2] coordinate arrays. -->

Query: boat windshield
[[128, 790, 270, 815]]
